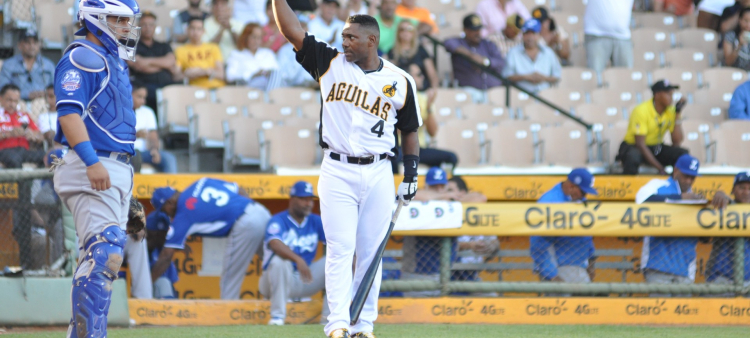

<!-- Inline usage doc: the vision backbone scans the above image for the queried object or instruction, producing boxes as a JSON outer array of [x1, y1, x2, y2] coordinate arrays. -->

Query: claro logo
[[697, 208, 750, 230]]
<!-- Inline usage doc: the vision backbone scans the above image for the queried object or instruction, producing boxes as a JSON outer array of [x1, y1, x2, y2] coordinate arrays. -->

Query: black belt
[[330, 152, 388, 165], [95, 150, 132, 165]]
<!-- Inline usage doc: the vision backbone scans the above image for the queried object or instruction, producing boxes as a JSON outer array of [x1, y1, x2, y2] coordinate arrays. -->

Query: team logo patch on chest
[[61, 69, 82, 92], [325, 82, 393, 120], [382, 81, 397, 98]]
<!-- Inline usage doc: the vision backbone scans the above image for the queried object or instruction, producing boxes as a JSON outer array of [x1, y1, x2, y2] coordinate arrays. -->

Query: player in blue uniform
[[707, 172, 750, 290], [51, 0, 141, 336], [150, 178, 271, 299], [145, 211, 179, 298], [259, 181, 329, 325]]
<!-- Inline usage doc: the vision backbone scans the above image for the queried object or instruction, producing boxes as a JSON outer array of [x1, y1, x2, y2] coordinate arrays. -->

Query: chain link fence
[[0, 169, 71, 277], [382, 235, 748, 297]]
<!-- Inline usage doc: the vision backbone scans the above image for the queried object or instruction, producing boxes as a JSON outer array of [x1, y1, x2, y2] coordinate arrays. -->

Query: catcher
[[121, 197, 153, 299]]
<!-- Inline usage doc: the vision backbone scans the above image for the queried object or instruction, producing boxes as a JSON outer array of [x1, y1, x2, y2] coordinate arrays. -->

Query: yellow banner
[[133, 174, 736, 201], [393, 202, 750, 237], [127, 298, 750, 326], [0, 183, 18, 199]]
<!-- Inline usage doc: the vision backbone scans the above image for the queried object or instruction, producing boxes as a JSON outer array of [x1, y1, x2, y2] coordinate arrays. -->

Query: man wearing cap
[[636, 154, 731, 296], [530, 168, 597, 288], [475, 0, 531, 38], [444, 14, 506, 103], [149, 178, 271, 299], [145, 211, 180, 298], [0, 29, 55, 101], [619, 80, 688, 175], [259, 181, 328, 325], [493, 14, 524, 57], [706, 172, 750, 290], [502, 18, 561, 94], [531, 6, 570, 64], [308, 0, 345, 50]]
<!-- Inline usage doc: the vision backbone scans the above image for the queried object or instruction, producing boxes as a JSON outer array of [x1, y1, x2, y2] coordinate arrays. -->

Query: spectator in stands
[[492, 14, 525, 57], [531, 7, 570, 65], [226, 23, 279, 89], [719, 0, 750, 34], [395, 0, 438, 35], [271, 20, 318, 88], [146, 211, 179, 298], [444, 14, 505, 103], [0, 84, 44, 168], [129, 11, 177, 113], [654, 0, 695, 16], [722, 8, 750, 70], [308, 0, 345, 50], [729, 79, 750, 120], [261, 0, 286, 53], [259, 181, 328, 326], [150, 178, 271, 299], [636, 154, 731, 297], [618, 80, 688, 175], [203, 0, 245, 58], [0, 29, 54, 102], [386, 20, 439, 93], [36, 85, 57, 148], [706, 172, 750, 289], [476, 0, 531, 39], [29, 149, 65, 266], [698, 0, 736, 31], [502, 19, 561, 94], [173, 0, 210, 43], [132, 82, 178, 173], [234, 0, 269, 26], [375, 0, 418, 55], [583, 0, 634, 74], [175, 18, 226, 89], [530, 168, 597, 289], [339, 0, 376, 21]]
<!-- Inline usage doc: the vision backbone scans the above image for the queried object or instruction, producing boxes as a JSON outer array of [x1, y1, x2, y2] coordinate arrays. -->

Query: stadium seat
[[520, 104, 570, 125], [222, 116, 270, 172], [487, 86, 534, 108], [484, 123, 540, 167], [434, 88, 474, 108], [675, 28, 719, 61], [300, 104, 321, 119], [432, 120, 488, 166], [632, 46, 664, 72], [555, 11, 584, 34], [701, 67, 747, 91], [281, 117, 319, 129], [267, 87, 319, 106], [679, 103, 726, 124], [558, 67, 598, 92], [148, 6, 179, 41], [433, 106, 461, 125], [520, 0, 554, 11], [538, 87, 587, 110], [459, 104, 513, 125], [573, 103, 624, 126], [590, 88, 639, 108], [674, 120, 712, 164], [665, 48, 711, 71], [422, 0, 458, 15], [710, 127, 750, 167], [36, 2, 74, 48], [652, 68, 700, 92], [438, 10, 470, 29], [157, 85, 211, 135], [568, 43, 587, 68], [435, 47, 454, 86], [538, 124, 594, 166], [188, 103, 247, 171], [599, 120, 629, 168], [632, 12, 680, 32], [632, 28, 673, 52], [601, 68, 649, 92], [436, 26, 464, 41], [693, 89, 733, 110], [248, 103, 300, 122], [556, 0, 586, 13], [259, 125, 320, 171], [214, 86, 265, 105]]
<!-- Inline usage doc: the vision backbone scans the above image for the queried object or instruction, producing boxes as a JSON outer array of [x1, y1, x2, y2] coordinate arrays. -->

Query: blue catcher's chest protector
[[56, 40, 136, 154]]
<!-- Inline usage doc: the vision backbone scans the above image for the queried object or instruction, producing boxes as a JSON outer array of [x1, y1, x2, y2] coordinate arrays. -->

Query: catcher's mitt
[[127, 197, 146, 236]]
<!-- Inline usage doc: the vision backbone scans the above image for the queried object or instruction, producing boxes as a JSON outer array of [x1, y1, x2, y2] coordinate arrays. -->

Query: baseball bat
[[349, 199, 405, 325]]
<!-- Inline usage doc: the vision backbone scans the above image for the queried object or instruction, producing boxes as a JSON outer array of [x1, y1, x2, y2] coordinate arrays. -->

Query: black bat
[[349, 200, 405, 325]]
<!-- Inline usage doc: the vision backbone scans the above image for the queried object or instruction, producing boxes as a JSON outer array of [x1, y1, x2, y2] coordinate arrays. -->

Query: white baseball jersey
[[295, 34, 422, 157]]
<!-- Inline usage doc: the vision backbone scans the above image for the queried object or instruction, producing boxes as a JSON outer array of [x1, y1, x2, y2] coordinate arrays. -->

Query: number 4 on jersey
[[371, 120, 385, 138]]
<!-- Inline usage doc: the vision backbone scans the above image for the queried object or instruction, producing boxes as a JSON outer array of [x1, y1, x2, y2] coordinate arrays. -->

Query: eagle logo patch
[[382, 81, 397, 98]]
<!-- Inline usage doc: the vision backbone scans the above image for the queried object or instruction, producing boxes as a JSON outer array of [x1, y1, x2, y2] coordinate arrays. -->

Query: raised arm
[[273, 0, 306, 51]]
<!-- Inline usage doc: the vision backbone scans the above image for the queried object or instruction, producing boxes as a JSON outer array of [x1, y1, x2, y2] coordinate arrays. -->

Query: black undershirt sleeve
[[294, 33, 340, 82], [394, 78, 421, 133]]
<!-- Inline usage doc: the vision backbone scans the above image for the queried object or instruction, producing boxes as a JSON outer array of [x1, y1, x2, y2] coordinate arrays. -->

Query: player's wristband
[[403, 155, 419, 179], [73, 141, 100, 167]]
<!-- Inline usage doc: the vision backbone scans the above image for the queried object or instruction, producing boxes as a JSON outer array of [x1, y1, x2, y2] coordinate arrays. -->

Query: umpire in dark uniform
[[617, 79, 689, 175]]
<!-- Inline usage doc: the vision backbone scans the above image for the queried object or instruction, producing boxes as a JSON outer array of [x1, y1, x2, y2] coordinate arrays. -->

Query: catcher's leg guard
[[67, 226, 126, 338]]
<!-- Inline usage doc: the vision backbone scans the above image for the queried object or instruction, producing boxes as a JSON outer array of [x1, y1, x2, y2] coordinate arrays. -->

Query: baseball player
[[50, 0, 141, 337], [149, 178, 270, 299], [259, 181, 329, 325], [123, 198, 153, 299], [145, 211, 179, 298], [274, 1, 422, 336]]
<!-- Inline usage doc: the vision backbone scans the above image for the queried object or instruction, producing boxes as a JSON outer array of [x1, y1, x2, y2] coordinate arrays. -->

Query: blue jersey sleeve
[[54, 52, 100, 116], [530, 236, 558, 279], [164, 214, 192, 249], [265, 214, 290, 245]]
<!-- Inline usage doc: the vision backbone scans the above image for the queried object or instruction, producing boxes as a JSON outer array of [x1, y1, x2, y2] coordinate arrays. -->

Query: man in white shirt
[[308, 0, 345, 50], [234, 0, 268, 26], [583, 0, 634, 74], [36, 85, 57, 147], [132, 82, 178, 173], [203, 0, 246, 58]]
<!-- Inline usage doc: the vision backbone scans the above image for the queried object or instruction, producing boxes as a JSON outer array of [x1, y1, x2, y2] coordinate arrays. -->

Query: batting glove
[[397, 176, 418, 205]]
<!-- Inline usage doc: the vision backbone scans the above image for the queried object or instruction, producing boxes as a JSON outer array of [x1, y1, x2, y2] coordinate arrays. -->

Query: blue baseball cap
[[522, 18, 541, 33], [734, 171, 750, 188], [290, 181, 315, 197], [425, 167, 448, 186], [146, 211, 171, 232], [674, 154, 700, 177], [568, 168, 598, 195], [151, 187, 177, 211]]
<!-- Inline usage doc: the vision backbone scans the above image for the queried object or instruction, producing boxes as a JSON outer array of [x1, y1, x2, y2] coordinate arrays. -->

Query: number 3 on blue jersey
[[201, 187, 229, 207]]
